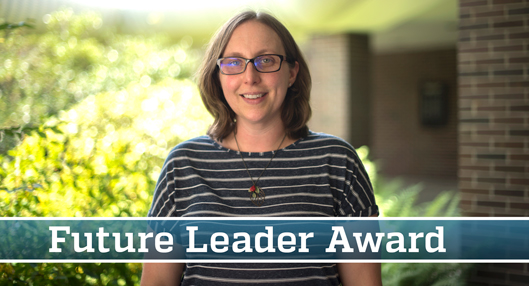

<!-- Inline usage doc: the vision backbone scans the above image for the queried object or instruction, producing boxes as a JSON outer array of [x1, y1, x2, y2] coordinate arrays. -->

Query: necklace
[[234, 132, 287, 207]]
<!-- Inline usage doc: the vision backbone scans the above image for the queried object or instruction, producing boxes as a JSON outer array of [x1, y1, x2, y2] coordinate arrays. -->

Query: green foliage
[[1, 77, 211, 217], [0, 8, 197, 153], [0, 78, 210, 284], [0, 82, 210, 284], [0, 78, 210, 214], [0, 20, 35, 33], [382, 263, 472, 286], [0, 9, 210, 285], [375, 179, 460, 218], [0, 263, 142, 285], [356, 147, 472, 286], [378, 183, 471, 286]]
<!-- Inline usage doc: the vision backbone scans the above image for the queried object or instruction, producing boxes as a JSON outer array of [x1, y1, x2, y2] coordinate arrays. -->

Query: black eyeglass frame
[[216, 54, 288, 75]]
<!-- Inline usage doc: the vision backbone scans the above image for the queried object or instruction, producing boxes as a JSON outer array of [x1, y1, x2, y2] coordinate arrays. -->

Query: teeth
[[242, 93, 264, 99]]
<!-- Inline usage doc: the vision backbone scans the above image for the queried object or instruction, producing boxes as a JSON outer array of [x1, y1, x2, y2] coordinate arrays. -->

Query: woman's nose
[[243, 62, 261, 84]]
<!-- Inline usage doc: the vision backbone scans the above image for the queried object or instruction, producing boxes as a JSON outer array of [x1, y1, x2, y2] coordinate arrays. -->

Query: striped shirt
[[148, 131, 378, 285]]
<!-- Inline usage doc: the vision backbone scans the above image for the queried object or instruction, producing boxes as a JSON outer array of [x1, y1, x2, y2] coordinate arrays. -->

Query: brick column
[[458, 0, 529, 284], [304, 34, 370, 147]]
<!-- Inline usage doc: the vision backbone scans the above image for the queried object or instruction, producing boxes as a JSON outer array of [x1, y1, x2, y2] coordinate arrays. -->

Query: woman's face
[[219, 20, 299, 127]]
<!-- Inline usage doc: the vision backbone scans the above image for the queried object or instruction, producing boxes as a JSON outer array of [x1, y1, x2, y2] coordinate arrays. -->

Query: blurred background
[[0, 0, 527, 285]]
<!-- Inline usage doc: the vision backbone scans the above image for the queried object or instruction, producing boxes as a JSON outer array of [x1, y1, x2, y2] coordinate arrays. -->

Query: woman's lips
[[240, 93, 266, 99]]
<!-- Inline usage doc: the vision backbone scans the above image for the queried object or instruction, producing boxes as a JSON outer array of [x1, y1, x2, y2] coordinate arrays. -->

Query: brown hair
[[197, 10, 312, 142]]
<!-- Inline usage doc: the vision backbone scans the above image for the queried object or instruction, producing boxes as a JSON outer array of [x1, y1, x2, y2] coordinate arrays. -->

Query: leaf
[[50, 126, 63, 134], [36, 130, 46, 138], [83, 267, 99, 279], [0, 21, 35, 31], [20, 22, 36, 29], [423, 191, 451, 217]]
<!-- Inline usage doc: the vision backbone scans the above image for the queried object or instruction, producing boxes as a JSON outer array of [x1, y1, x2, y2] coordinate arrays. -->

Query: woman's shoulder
[[300, 131, 357, 153], [174, 135, 214, 148], [165, 135, 220, 158]]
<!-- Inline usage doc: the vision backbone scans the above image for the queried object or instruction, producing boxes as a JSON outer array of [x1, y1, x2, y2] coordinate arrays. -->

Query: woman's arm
[[141, 263, 185, 286], [337, 263, 382, 286], [337, 210, 382, 286]]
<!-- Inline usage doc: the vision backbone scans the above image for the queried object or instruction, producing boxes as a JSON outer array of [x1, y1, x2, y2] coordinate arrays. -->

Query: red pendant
[[248, 185, 265, 206]]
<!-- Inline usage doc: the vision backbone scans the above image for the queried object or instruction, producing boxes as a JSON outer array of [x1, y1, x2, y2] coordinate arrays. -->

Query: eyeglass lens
[[219, 55, 282, 75]]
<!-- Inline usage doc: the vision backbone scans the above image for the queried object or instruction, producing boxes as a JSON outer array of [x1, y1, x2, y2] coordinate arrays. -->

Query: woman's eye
[[257, 57, 274, 65], [227, 60, 242, 66]]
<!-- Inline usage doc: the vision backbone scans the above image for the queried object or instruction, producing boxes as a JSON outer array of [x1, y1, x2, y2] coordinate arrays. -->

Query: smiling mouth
[[241, 93, 266, 99]]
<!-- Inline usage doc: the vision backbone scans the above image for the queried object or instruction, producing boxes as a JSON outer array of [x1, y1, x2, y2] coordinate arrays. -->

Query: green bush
[[0, 8, 198, 153], [356, 147, 472, 286], [0, 10, 210, 284], [0, 76, 212, 283], [378, 182, 471, 286], [1, 77, 211, 217], [0, 263, 142, 285], [0, 79, 211, 284]]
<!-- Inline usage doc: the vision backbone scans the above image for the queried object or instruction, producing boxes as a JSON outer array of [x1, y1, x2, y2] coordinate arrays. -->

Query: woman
[[142, 11, 381, 286]]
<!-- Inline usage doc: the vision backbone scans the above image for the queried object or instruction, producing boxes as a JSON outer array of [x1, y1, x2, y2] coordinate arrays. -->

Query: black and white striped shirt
[[148, 131, 378, 285]]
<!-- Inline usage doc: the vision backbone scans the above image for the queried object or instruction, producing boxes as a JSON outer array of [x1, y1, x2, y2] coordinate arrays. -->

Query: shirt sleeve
[[148, 150, 177, 218], [335, 147, 379, 217]]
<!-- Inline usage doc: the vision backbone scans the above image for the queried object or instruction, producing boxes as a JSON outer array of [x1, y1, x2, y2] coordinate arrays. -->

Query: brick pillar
[[458, 0, 529, 284], [304, 34, 370, 147]]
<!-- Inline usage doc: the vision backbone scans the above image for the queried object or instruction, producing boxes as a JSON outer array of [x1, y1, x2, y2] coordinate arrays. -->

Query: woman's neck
[[221, 120, 294, 152]]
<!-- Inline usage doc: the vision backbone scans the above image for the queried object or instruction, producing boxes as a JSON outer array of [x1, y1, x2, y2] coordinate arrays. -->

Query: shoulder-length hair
[[197, 11, 312, 142]]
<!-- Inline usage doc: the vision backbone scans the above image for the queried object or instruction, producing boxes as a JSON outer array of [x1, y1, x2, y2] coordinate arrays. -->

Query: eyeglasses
[[217, 54, 285, 75]]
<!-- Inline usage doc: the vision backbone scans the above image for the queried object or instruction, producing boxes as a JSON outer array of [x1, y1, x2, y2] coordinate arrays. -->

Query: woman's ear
[[289, 61, 299, 86]]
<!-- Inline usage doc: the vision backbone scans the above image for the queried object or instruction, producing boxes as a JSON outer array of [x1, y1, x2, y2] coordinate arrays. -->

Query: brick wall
[[458, 0, 529, 284], [371, 49, 458, 178], [304, 34, 370, 147], [304, 35, 350, 142], [459, 0, 529, 218]]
